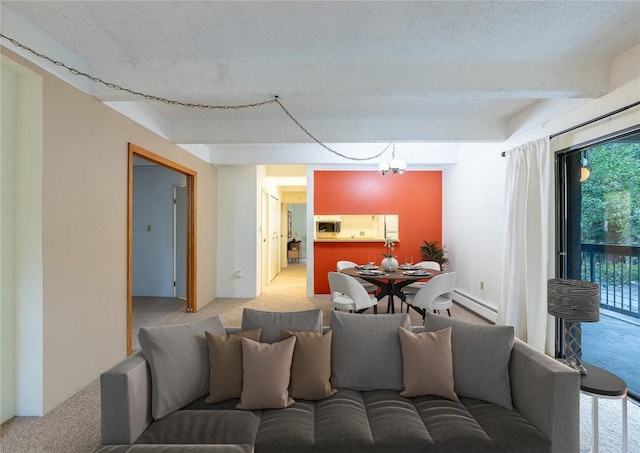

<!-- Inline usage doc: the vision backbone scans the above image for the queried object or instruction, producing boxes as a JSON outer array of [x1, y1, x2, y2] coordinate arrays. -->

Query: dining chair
[[400, 261, 441, 311], [328, 272, 378, 314], [336, 260, 377, 294], [404, 272, 456, 320]]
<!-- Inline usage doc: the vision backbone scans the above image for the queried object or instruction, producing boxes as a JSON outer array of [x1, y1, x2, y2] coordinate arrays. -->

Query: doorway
[[555, 128, 640, 399], [260, 165, 308, 293], [287, 203, 306, 261], [127, 143, 197, 354], [173, 185, 187, 299]]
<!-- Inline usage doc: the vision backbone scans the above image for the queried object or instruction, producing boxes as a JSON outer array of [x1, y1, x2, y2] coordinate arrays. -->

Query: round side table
[[580, 363, 628, 453]]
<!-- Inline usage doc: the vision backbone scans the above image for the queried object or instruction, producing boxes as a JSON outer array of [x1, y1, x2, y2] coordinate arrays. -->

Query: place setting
[[359, 269, 384, 276], [402, 269, 430, 276], [356, 256, 381, 272], [397, 256, 429, 276]]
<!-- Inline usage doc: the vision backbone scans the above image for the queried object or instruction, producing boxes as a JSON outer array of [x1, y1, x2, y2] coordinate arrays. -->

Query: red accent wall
[[314, 170, 442, 294]]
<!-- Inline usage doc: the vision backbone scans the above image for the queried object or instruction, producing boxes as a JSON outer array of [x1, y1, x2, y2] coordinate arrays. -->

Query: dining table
[[340, 265, 442, 314]]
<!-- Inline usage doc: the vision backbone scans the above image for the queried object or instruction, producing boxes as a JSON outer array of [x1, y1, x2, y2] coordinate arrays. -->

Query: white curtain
[[498, 137, 551, 351]]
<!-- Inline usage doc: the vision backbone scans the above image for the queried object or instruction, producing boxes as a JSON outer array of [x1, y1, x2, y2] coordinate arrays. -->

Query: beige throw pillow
[[204, 328, 262, 404], [397, 327, 459, 402], [237, 336, 297, 410], [281, 330, 337, 400]]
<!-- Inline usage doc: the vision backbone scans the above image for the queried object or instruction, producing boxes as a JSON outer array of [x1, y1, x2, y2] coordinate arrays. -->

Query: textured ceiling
[[2, 1, 640, 165]]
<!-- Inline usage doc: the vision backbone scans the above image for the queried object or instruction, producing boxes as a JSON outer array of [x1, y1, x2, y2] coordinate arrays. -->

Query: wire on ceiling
[[0, 32, 392, 162]]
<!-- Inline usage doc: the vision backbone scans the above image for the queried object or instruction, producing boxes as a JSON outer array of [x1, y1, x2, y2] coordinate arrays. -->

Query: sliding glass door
[[556, 128, 640, 399]]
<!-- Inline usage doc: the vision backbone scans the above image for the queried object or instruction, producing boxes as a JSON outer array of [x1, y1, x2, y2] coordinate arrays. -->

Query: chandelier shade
[[379, 144, 406, 175]]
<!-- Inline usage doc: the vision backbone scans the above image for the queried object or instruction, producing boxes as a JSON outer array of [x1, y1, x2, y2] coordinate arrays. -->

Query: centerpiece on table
[[381, 238, 399, 272]]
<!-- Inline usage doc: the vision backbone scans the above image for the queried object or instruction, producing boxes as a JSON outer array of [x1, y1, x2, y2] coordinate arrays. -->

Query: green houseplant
[[419, 240, 448, 267]]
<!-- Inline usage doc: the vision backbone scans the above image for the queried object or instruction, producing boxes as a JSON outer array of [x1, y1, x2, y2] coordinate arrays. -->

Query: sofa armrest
[[509, 339, 580, 453], [100, 351, 152, 445]]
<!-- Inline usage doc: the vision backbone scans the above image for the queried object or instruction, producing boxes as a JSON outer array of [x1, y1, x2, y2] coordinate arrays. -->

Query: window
[[556, 128, 640, 399]]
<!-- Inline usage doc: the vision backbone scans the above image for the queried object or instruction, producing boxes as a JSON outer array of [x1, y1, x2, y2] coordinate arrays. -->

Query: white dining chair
[[404, 272, 456, 321], [399, 261, 441, 311], [336, 260, 378, 294], [328, 272, 378, 314]]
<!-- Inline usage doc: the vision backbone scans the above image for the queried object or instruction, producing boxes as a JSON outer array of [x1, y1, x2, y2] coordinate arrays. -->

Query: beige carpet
[[133, 262, 488, 338], [2, 262, 637, 452]]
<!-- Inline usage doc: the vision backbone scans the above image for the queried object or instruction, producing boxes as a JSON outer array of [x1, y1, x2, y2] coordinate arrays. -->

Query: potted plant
[[419, 240, 449, 268]]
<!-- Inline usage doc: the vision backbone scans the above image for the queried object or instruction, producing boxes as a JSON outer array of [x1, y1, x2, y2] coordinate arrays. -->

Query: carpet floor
[[1, 262, 637, 452]]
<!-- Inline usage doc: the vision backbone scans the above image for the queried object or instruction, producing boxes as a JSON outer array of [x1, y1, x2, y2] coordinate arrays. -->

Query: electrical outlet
[[480, 281, 485, 290]]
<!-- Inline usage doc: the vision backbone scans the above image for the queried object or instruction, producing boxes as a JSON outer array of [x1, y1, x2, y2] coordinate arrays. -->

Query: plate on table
[[357, 264, 379, 270], [398, 265, 421, 270], [403, 270, 430, 276], [359, 270, 384, 276]]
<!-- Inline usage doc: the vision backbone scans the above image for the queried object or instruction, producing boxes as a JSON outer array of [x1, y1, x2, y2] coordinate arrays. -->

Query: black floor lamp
[[547, 278, 600, 375]]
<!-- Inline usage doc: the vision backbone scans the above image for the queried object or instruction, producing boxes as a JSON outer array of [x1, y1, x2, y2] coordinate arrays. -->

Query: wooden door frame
[[127, 143, 197, 355]]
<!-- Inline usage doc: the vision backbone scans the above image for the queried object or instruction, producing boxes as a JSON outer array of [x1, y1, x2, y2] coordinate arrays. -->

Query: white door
[[268, 195, 281, 282], [261, 191, 269, 287]]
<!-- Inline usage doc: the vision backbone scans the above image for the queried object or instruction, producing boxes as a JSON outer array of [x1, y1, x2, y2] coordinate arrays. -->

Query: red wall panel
[[314, 170, 442, 294]]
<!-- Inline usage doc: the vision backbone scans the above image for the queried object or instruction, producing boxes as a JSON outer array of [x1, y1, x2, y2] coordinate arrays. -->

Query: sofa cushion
[[237, 336, 297, 410], [241, 308, 322, 343], [94, 447, 254, 453], [462, 397, 552, 452], [254, 390, 527, 453], [138, 316, 225, 420], [132, 391, 550, 453], [398, 327, 459, 402], [330, 311, 410, 391], [135, 409, 260, 445], [424, 313, 515, 410], [281, 330, 337, 400], [204, 328, 262, 404], [256, 390, 373, 453]]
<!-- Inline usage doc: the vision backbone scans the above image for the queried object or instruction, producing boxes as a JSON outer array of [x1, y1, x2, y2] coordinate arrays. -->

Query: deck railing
[[581, 243, 640, 319]]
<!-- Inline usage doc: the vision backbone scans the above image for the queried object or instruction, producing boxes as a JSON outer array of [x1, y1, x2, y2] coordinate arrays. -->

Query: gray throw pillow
[[330, 310, 411, 391], [424, 312, 515, 410], [139, 316, 226, 420], [241, 308, 322, 343]]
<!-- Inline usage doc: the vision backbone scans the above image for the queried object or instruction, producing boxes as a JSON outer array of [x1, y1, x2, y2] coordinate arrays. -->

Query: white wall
[[442, 148, 506, 322], [132, 166, 186, 296], [306, 166, 316, 296], [216, 165, 260, 298], [0, 65, 17, 423], [1, 47, 217, 415], [0, 59, 44, 419]]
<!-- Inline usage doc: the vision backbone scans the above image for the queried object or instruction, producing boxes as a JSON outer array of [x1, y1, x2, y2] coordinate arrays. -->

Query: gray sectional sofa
[[95, 309, 580, 453]]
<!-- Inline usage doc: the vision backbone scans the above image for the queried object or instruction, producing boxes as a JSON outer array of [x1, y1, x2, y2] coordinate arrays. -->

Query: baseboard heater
[[453, 290, 498, 323]]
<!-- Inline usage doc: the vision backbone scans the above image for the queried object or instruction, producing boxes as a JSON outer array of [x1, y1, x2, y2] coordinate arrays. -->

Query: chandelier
[[379, 143, 407, 175]]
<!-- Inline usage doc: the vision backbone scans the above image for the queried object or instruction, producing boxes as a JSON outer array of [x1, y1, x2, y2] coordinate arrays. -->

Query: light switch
[[146, 225, 151, 232]]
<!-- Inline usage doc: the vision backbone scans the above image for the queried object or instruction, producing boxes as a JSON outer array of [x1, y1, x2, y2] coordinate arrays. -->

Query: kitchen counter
[[314, 237, 396, 243]]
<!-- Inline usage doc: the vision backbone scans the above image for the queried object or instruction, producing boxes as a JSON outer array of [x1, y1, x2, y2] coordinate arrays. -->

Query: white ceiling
[[2, 1, 640, 167]]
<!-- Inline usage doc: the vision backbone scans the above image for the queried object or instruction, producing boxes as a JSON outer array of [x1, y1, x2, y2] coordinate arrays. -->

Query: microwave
[[316, 221, 341, 233]]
